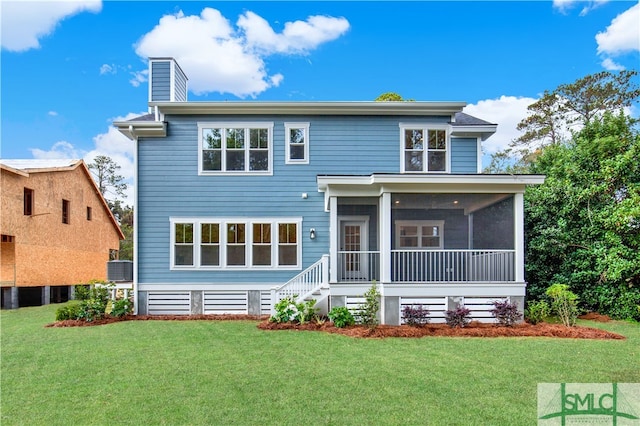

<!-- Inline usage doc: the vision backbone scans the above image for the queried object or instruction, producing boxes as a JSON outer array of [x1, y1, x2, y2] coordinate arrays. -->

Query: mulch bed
[[257, 320, 625, 340], [45, 313, 625, 340]]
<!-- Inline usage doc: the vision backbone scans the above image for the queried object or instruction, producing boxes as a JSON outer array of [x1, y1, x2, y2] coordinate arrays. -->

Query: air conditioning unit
[[107, 260, 133, 282]]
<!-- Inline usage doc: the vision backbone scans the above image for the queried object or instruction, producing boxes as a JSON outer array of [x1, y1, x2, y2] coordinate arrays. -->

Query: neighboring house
[[114, 57, 544, 324], [0, 159, 124, 309]]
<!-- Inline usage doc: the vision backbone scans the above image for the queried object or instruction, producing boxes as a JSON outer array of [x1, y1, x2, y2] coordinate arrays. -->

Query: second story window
[[199, 122, 273, 175], [62, 199, 70, 224], [400, 125, 448, 173], [24, 188, 34, 216], [285, 123, 310, 164]]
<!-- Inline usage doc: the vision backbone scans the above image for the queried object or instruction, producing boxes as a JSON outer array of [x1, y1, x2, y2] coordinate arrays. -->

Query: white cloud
[[48, 111, 58, 117], [30, 112, 143, 203], [238, 12, 350, 54], [552, 0, 608, 15], [601, 57, 625, 71], [129, 69, 148, 88], [596, 3, 640, 56], [134, 8, 350, 98], [100, 64, 115, 75], [463, 96, 537, 165], [1, 0, 101, 52]]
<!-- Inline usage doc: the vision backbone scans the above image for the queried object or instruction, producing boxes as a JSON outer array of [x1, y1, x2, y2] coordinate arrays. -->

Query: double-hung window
[[396, 220, 444, 249], [400, 124, 448, 172], [199, 122, 273, 174], [285, 123, 309, 164], [170, 218, 301, 270]]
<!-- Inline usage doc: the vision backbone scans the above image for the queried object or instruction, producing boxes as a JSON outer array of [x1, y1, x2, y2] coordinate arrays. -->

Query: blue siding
[[451, 137, 478, 173], [174, 66, 187, 102], [150, 62, 171, 102], [137, 115, 480, 285]]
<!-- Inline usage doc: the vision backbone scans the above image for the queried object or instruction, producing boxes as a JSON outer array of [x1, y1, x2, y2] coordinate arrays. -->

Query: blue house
[[115, 58, 544, 324]]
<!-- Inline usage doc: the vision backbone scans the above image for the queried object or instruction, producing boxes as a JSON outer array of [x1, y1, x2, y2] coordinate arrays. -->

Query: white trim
[[476, 137, 483, 173], [380, 193, 392, 284], [395, 220, 445, 249], [399, 123, 450, 173], [169, 217, 302, 271], [133, 137, 139, 314], [197, 122, 274, 176], [514, 193, 525, 282], [329, 197, 338, 283], [284, 122, 310, 164]]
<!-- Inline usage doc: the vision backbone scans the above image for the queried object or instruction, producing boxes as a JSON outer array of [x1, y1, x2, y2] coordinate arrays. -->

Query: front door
[[340, 220, 368, 280]]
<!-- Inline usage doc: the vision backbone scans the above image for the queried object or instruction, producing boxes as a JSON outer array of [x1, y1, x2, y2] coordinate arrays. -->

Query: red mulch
[[257, 320, 625, 340], [578, 312, 612, 322], [45, 314, 625, 340]]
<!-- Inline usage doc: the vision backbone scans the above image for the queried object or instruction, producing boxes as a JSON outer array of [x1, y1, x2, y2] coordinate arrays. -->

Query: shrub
[[328, 306, 355, 328], [402, 305, 431, 326], [74, 285, 91, 301], [55, 303, 82, 321], [445, 306, 471, 328], [270, 296, 318, 324], [78, 298, 106, 322], [490, 300, 523, 327], [525, 300, 550, 325], [110, 298, 133, 318], [546, 283, 579, 327], [270, 296, 300, 323], [357, 283, 380, 328]]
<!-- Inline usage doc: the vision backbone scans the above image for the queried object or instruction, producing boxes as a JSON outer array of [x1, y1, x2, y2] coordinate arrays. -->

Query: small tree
[[358, 283, 380, 328], [546, 284, 579, 327]]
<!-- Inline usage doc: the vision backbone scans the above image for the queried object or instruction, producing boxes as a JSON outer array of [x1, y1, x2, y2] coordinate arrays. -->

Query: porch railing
[[392, 249, 515, 282], [336, 250, 515, 283], [337, 251, 380, 282]]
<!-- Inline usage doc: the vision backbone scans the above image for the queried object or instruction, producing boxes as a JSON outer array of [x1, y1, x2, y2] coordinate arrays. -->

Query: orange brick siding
[[1, 163, 122, 287]]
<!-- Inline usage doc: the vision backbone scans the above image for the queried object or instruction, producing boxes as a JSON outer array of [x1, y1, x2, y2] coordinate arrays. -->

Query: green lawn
[[1, 304, 638, 425]]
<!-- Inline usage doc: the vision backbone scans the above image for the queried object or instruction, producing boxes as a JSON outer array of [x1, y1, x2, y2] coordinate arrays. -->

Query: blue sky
[[2, 1, 639, 202]]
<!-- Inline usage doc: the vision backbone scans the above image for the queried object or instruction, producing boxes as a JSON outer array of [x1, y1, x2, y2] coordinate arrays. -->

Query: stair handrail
[[271, 254, 329, 315]]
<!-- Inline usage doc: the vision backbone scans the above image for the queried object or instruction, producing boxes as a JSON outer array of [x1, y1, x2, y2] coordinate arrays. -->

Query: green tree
[[487, 70, 639, 173], [525, 112, 640, 320], [88, 156, 133, 260], [88, 155, 127, 201], [374, 92, 414, 101]]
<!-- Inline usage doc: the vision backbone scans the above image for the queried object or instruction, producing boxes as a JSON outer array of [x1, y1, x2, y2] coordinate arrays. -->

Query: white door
[[340, 220, 368, 280]]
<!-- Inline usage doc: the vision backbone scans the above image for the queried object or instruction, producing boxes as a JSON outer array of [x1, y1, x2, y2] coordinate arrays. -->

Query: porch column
[[329, 196, 338, 283], [380, 192, 391, 284], [514, 192, 525, 282]]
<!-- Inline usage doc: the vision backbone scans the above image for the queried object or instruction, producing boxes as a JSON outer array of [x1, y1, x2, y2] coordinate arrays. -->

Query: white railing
[[391, 250, 515, 282], [337, 251, 380, 282], [271, 255, 329, 315]]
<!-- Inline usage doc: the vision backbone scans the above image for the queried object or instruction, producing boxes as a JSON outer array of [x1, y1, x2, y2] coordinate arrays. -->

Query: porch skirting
[[330, 282, 526, 325]]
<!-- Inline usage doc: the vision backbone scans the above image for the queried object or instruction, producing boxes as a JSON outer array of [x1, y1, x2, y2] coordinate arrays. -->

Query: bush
[[328, 306, 355, 328], [490, 300, 523, 327], [74, 285, 91, 301], [55, 303, 82, 321], [270, 296, 318, 324], [546, 283, 579, 327], [402, 305, 431, 326], [357, 283, 380, 328], [78, 298, 106, 322], [525, 300, 550, 325], [110, 298, 133, 318], [445, 306, 471, 328]]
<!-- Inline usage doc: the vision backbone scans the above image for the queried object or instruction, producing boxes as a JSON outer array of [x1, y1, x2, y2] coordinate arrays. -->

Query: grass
[[1, 304, 638, 425]]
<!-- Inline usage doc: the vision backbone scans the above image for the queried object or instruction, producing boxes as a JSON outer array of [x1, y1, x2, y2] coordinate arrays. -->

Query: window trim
[[395, 220, 445, 249], [170, 217, 302, 270], [285, 122, 310, 164], [198, 122, 274, 176], [399, 123, 450, 173]]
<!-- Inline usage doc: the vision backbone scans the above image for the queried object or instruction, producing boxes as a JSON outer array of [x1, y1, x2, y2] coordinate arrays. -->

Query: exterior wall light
[[309, 228, 316, 240], [302, 193, 308, 199]]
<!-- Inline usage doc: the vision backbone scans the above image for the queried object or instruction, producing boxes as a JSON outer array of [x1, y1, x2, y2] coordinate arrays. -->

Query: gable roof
[[0, 159, 125, 240]]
